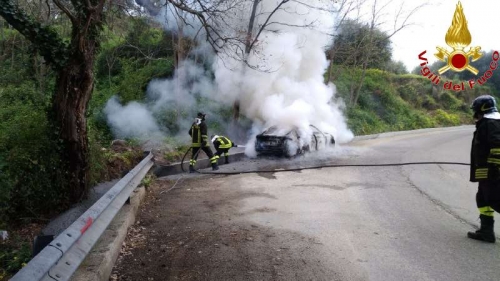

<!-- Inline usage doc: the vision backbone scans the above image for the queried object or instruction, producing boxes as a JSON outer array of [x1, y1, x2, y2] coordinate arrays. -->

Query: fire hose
[[180, 147, 470, 175]]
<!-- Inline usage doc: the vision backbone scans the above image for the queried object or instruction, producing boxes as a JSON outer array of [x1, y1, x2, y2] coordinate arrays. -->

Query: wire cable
[[180, 147, 470, 176], [180, 147, 193, 173], [195, 161, 470, 175]]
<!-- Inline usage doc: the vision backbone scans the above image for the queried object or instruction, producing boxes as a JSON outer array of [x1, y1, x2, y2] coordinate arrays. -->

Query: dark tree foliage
[[385, 60, 408, 75], [329, 19, 392, 70], [0, 0, 107, 205]]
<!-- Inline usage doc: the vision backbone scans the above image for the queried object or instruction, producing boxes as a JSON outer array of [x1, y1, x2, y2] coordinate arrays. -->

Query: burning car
[[255, 125, 335, 157]]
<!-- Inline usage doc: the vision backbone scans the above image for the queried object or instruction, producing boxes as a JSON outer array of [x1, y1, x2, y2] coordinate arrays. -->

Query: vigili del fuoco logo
[[418, 1, 498, 91]]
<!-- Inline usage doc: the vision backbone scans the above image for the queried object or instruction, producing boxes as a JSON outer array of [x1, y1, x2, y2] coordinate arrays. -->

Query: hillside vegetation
[[336, 68, 494, 135], [0, 14, 498, 279]]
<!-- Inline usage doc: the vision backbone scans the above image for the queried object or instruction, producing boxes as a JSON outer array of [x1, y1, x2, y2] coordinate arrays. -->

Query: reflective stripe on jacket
[[189, 121, 209, 147], [213, 136, 234, 149], [470, 118, 500, 182]]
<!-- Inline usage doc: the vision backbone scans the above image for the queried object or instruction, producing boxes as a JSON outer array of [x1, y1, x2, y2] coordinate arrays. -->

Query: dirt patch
[[105, 142, 144, 180], [111, 176, 337, 281]]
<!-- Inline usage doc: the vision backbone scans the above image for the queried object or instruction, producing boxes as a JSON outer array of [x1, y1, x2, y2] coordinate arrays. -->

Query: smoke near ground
[[104, 96, 162, 140], [103, 59, 228, 144], [105, 0, 354, 155]]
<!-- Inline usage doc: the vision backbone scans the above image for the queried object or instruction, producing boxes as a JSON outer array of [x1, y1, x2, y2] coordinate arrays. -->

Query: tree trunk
[[10, 31, 16, 70], [52, 53, 94, 202], [352, 62, 368, 106], [175, 19, 185, 84], [232, 0, 260, 123], [232, 101, 240, 121], [50, 20, 100, 202], [0, 0, 104, 204], [1, 19, 4, 56], [351, 14, 375, 107], [327, 57, 334, 83]]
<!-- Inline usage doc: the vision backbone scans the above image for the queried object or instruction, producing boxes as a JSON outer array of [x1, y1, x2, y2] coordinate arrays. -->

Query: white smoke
[[104, 59, 227, 144], [105, 0, 354, 153], [104, 96, 163, 140], [213, 1, 354, 152]]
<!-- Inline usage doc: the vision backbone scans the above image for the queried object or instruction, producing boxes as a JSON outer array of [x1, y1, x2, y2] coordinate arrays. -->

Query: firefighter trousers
[[215, 148, 230, 157], [476, 180, 500, 217], [215, 148, 230, 163], [190, 146, 218, 166]]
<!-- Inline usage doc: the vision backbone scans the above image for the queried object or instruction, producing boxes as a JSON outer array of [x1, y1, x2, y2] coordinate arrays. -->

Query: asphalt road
[[113, 126, 500, 281]]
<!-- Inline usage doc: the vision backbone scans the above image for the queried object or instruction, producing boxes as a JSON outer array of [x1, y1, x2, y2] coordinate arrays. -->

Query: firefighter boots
[[467, 215, 496, 243], [212, 163, 219, 171], [189, 165, 196, 173], [225, 156, 229, 164]]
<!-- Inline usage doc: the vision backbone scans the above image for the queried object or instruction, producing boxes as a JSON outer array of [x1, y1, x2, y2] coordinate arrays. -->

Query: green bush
[[347, 107, 388, 135], [0, 240, 31, 279], [397, 84, 418, 103], [0, 85, 69, 226], [433, 109, 461, 126], [439, 91, 464, 110], [422, 96, 439, 110]]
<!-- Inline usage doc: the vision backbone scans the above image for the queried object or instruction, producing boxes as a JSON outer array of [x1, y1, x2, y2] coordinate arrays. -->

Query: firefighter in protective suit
[[468, 95, 500, 243], [189, 112, 219, 173], [211, 135, 237, 164]]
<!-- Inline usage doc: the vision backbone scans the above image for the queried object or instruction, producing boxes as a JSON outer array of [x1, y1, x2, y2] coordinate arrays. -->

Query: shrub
[[433, 109, 461, 126], [439, 91, 464, 110], [0, 240, 31, 279], [0, 85, 69, 225]]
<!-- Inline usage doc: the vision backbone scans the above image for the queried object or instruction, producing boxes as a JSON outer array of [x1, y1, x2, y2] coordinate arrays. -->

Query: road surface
[[112, 126, 500, 281]]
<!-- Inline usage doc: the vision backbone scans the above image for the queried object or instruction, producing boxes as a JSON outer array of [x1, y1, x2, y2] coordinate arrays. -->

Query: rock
[[110, 139, 131, 153], [111, 139, 127, 147], [0, 230, 8, 241]]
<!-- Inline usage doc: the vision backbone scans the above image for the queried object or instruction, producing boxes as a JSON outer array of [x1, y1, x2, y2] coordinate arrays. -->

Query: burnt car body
[[255, 125, 335, 157]]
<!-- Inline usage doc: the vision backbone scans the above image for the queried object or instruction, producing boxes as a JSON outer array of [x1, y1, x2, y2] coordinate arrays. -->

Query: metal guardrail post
[[11, 153, 154, 281]]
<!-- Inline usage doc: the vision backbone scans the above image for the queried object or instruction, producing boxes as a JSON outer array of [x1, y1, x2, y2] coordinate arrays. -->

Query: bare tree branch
[[292, 0, 338, 12], [45, 0, 52, 20], [0, 0, 69, 69], [53, 0, 77, 25], [123, 43, 173, 61], [247, 0, 290, 54]]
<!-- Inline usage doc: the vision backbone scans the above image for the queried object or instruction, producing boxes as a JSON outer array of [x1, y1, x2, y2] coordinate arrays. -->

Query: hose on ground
[[196, 161, 470, 175], [180, 147, 470, 175]]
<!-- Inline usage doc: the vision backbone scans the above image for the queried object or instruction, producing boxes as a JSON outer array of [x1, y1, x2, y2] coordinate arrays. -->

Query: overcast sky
[[367, 0, 500, 71]]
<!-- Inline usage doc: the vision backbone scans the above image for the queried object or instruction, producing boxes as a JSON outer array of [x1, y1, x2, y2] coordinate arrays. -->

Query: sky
[[372, 0, 500, 72]]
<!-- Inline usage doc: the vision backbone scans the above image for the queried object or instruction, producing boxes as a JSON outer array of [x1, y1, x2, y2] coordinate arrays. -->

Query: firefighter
[[188, 112, 219, 173], [211, 135, 238, 164], [468, 95, 500, 243]]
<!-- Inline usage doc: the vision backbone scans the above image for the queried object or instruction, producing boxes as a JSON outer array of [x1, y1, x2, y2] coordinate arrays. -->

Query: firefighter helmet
[[197, 112, 206, 120], [471, 95, 498, 116]]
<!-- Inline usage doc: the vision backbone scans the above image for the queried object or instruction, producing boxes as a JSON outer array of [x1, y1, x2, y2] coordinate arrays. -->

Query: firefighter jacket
[[189, 120, 209, 147], [470, 117, 500, 182], [212, 136, 236, 150]]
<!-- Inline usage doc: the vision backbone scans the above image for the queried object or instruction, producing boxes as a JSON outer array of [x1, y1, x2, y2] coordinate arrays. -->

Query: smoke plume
[[105, 0, 354, 155]]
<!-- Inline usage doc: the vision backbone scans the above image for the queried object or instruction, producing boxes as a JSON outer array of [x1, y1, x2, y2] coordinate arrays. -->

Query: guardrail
[[10, 153, 154, 281]]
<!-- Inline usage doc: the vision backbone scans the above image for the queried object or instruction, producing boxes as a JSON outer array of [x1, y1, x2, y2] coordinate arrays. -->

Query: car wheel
[[284, 139, 298, 157], [302, 144, 310, 153]]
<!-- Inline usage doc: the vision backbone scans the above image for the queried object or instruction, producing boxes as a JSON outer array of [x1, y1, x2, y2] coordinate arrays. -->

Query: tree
[[327, 0, 426, 106], [385, 60, 407, 74], [0, 0, 107, 202], [158, 0, 342, 123], [328, 19, 392, 69]]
